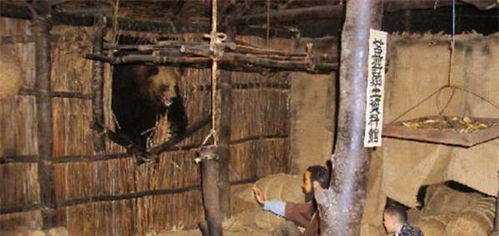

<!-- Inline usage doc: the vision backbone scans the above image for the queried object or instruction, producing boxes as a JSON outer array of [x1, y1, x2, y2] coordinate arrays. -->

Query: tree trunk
[[314, 0, 383, 235], [216, 71, 232, 217], [198, 146, 223, 236]]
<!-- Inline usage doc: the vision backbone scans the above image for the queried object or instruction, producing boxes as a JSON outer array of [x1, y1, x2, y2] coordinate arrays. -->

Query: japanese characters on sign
[[364, 29, 387, 147]]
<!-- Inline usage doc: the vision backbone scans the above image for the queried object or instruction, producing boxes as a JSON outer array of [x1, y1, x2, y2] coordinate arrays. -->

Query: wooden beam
[[233, 0, 497, 25], [0, 2, 208, 34], [18, 88, 92, 99], [32, 0, 57, 229], [85, 53, 337, 74], [314, 0, 383, 235], [91, 16, 106, 154], [0, 3, 297, 38], [234, 5, 344, 25]]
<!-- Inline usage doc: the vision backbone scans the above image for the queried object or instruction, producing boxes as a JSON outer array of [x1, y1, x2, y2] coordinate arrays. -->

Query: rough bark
[[91, 16, 106, 154], [314, 0, 383, 235], [198, 147, 223, 236], [216, 71, 232, 217], [32, 1, 57, 229], [85, 52, 337, 74]]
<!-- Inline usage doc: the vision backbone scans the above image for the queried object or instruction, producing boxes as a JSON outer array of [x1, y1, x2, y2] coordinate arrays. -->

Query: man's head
[[302, 165, 330, 202], [383, 206, 407, 233]]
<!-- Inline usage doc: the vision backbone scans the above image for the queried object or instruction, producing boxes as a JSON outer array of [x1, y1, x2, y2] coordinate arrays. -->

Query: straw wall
[[0, 17, 292, 235], [0, 17, 41, 230]]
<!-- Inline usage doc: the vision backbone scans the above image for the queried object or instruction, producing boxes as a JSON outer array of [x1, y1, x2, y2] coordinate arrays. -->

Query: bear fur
[[112, 65, 187, 153]]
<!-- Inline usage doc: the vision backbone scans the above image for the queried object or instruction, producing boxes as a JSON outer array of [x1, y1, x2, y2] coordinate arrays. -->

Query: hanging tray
[[382, 115, 499, 147]]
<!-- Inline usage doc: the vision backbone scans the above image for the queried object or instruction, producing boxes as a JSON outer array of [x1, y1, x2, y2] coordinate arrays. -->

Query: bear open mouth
[[161, 97, 172, 107]]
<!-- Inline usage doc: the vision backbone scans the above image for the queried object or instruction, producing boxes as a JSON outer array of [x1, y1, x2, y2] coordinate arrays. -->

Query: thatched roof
[[0, 0, 497, 37]]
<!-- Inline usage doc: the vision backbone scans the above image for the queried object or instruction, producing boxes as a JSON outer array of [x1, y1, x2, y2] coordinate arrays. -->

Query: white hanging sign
[[364, 29, 387, 147]]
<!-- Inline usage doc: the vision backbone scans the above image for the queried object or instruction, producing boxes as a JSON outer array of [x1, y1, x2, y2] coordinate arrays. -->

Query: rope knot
[[204, 32, 227, 59]]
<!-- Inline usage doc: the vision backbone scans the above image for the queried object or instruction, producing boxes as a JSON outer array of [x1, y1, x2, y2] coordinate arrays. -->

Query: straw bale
[[0, 45, 23, 99], [360, 224, 384, 236], [230, 183, 257, 214], [407, 183, 496, 236], [233, 174, 304, 230], [422, 184, 475, 216], [0, 210, 42, 231], [0, 96, 38, 156], [445, 196, 496, 236], [412, 214, 456, 236], [236, 173, 303, 206], [0, 164, 39, 207]]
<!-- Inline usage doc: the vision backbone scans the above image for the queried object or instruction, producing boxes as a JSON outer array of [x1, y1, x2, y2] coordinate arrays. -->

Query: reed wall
[[0, 17, 292, 235]]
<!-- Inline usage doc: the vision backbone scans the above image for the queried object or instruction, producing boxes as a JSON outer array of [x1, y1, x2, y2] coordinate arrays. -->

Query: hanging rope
[[437, 0, 457, 115], [200, 0, 226, 148]]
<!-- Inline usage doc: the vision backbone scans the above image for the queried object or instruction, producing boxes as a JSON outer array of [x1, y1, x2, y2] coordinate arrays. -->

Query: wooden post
[[32, 1, 57, 229], [216, 67, 232, 218], [91, 16, 106, 154], [197, 146, 223, 236], [314, 0, 383, 235]]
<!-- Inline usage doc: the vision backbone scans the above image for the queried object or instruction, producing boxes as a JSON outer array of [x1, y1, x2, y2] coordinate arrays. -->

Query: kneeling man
[[253, 165, 330, 236]]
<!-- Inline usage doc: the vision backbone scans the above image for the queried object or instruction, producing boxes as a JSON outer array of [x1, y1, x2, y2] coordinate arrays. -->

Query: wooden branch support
[[18, 88, 92, 99], [32, 1, 58, 229], [149, 114, 211, 155], [87, 40, 338, 73], [196, 145, 223, 236], [91, 16, 106, 154], [314, 0, 383, 235], [216, 71, 232, 217]]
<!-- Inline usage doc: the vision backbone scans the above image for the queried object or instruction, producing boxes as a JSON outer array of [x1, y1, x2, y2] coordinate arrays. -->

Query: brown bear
[[112, 64, 187, 157]]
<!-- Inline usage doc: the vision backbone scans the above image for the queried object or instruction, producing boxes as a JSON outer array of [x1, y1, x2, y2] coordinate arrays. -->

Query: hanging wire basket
[[382, 115, 499, 147]]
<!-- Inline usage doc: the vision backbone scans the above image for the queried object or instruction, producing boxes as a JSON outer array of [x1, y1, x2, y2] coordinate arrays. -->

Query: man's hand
[[252, 186, 265, 205]]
